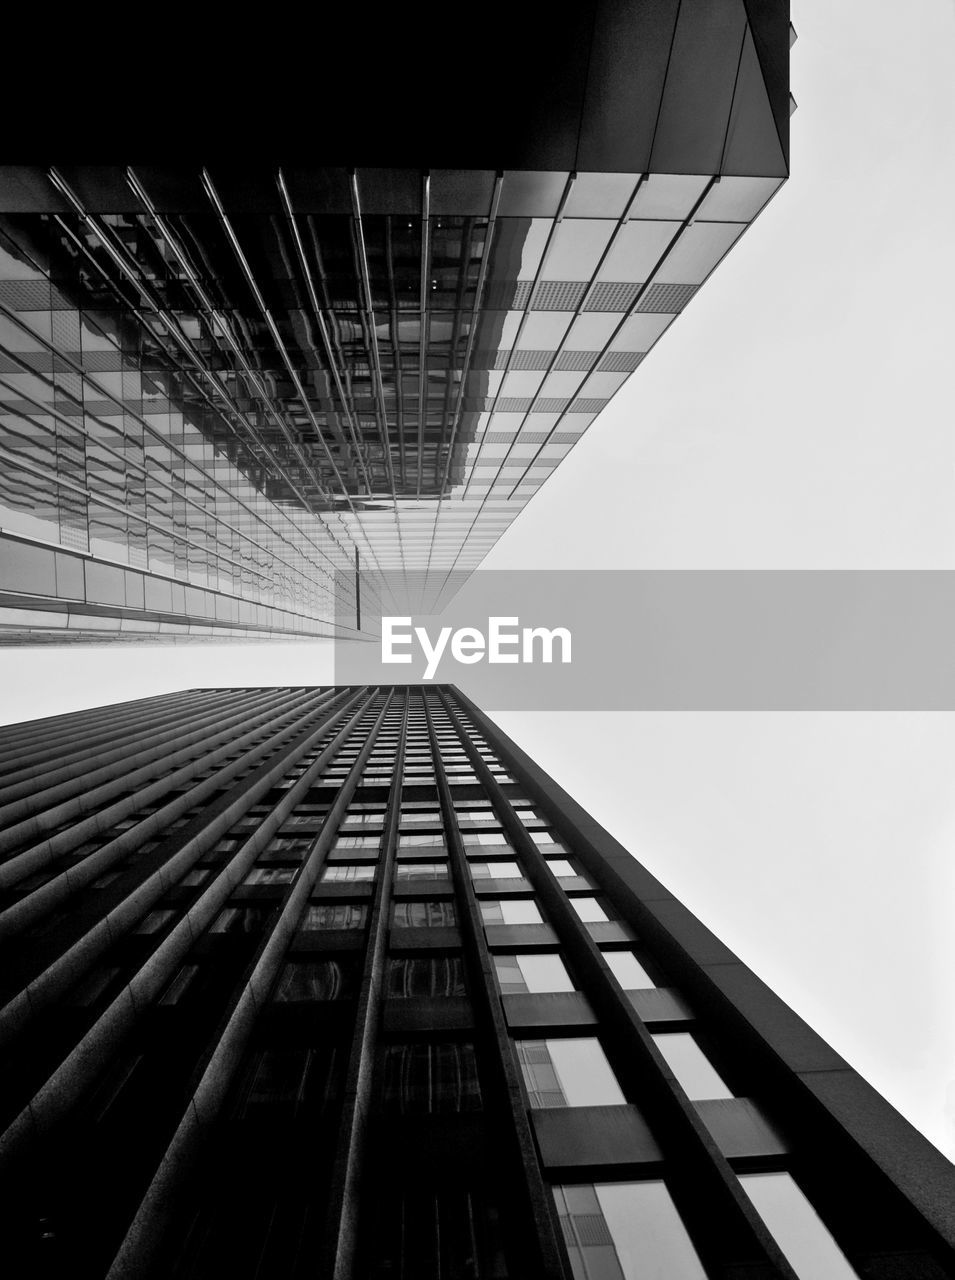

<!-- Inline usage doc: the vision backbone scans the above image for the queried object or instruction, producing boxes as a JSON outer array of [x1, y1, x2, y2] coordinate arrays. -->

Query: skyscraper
[[0, 1, 792, 643], [1, 685, 952, 1279]]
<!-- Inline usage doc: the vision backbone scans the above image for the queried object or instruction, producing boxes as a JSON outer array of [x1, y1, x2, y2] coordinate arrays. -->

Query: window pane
[[480, 899, 542, 925], [469, 861, 523, 880], [603, 951, 655, 990], [570, 897, 608, 922], [381, 1041, 482, 1113], [392, 900, 457, 928], [517, 1038, 624, 1107], [300, 902, 367, 930], [273, 959, 353, 1002], [651, 1033, 732, 1100], [739, 1173, 858, 1280], [506, 953, 574, 994], [320, 864, 376, 881], [394, 862, 450, 879], [554, 1181, 708, 1280], [387, 956, 467, 998]]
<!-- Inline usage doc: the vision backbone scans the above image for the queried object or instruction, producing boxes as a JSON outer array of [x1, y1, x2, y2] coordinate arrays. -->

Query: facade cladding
[[0, 687, 953, 1279], [0, 0, 792, 644]]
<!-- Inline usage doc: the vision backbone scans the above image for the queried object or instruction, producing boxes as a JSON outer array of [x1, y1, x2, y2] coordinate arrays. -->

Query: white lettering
[[417, 625, 452, 680], [522, 626, 572, 664], [381, 616, 413, 664], [488, 616, 520, 663], [450, 626, 486, 666]]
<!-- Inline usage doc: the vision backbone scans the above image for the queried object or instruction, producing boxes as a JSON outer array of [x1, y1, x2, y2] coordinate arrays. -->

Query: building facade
[[0, 685, 953, 1279], [0, 1, 792, 643]]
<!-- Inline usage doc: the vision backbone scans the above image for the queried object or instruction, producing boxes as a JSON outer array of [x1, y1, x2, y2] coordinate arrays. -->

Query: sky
[[2, 0, 954, 1158]]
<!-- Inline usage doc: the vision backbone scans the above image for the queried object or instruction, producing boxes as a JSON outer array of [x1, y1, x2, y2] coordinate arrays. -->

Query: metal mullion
[[504, 175, 722, 499], [416, 173, 431, 497], [0, 389, 338, 606], [100, 687, 393, 1280], [0, 688, 354, 1043], [0, 301, 347, 592], [430, 216, 474, 493], [384, 216, 407, 491], [43, 181, 333, 526], [0, 687, 260, 816], [458, 171, 577, 507], [440, 689, 800, 1280], [321, 690, 409, 1279], [0, 688, 373, 1179], [201, 170, 357, 518], [0, 687, 213, 777], [349, 172, 403, 570], [128, 166, 361, 516], [276, 169, 375, 501], [0, 686, 316, 899], [422, 691, 568, 1280], [433, 173, 504, 500]]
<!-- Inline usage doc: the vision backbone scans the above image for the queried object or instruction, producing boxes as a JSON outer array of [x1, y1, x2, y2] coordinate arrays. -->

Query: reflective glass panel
[[651, 1033, 731, 1100], [739, 1173, 858, 1280]]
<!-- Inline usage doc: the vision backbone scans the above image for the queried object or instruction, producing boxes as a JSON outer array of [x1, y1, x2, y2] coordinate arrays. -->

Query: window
[[399, 832, 446, 847], [320, 864, 376, 882], [469, 861, 523, 880], [494, 953, 574, 993], [463, 831, 510, 846], [159, 964, 200, 1006], [651, 1033, 732, 1100], [135, 908, 177, 935], [739, 1173, 858, 1280], [369, 1187, 509, 1278], [272, 959, 354, 1002], [553, 1182, 707, 1280], [516, 1038, 625, 1107], [381, 1041, 482, 1113], [392, 900, 457, 928], [334, 834, 381, 850], [299, 902, 367, 931], [235, 1046, 338, 1120], [395, 862, 450, 880], [602, 950, 655, 989], [209, 905, 272, 935], [480, 899, 542, 926], [570, 897, 608, 923], [400, 809, 442, 827], [386, 956, 467, 998], [244, 866, 296, 885]]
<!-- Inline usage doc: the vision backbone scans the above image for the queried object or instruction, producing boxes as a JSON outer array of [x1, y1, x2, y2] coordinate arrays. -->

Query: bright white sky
[[2, 0, 954, 1158]]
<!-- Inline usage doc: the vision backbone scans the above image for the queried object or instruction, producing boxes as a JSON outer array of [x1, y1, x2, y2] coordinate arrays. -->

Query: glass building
[[0, 0, 793, 643], [0, 686, 953, 1278]]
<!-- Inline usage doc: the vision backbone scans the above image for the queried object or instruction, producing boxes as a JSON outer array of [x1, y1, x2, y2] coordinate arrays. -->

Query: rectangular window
[[394, 862, 450, 880], [209, 905, 271, 935], [603, 950, 655, 990], [392, 900, 457, 929], [381, 1041, 482, 1113], [480, 899, 542, 926], [386, 956, 467, 998], [516, 1038, 624, 1108], [494, 953, 574, 994], [334, 834, 381, 850], [469, 861, 523, 880], [320, 864, 376, 882], [273, 959, 354, 1002], [570, 897, 608, 923], [739, 1173, 858, 1279], [398, 832, 446, 847], [299, 902, 367, 931], [244, 866, 296, 886], [651, 1033, 732, 1100], [463, 831, 510, 845], [553, 1182, 707, 1280]]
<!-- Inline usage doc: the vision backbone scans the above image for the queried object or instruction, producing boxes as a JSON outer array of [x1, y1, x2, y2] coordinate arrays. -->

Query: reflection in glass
[[517, 1038, 624, 1108], [651, 1033, 732, 1100], [739, 1173, 858, 1279], [554, 1181, 708, 1280]]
